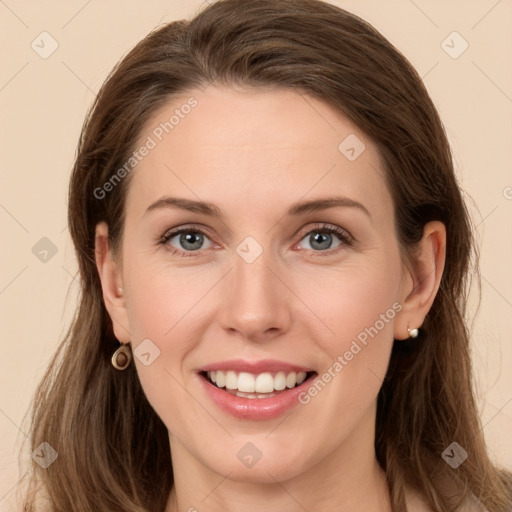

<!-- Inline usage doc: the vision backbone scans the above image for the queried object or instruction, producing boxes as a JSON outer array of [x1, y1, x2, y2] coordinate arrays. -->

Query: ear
[[94, 221, 131, 343], [394, 221, 446, 340]]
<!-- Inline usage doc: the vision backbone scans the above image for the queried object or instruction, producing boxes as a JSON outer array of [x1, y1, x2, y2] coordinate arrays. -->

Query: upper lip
[[199, 359, 315, 374]]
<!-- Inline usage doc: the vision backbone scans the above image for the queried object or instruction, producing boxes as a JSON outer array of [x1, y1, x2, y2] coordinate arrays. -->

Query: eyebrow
[[144, 195, 371, 219], [145, 197, 222, 217], [287, 196, 371, 218]]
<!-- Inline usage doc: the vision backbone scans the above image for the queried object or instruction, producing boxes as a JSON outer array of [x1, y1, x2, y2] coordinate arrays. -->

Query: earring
[[112, 343, 132, 370], [408, 328, 419, 339]]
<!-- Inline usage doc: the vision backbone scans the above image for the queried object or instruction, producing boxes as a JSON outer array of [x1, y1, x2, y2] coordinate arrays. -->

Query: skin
[[95, 86, 445, 512]]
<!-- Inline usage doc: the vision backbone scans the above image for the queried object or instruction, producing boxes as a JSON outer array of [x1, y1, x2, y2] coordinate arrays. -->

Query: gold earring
[[408, 328, 419, 339], [112, 343, 132, 370]]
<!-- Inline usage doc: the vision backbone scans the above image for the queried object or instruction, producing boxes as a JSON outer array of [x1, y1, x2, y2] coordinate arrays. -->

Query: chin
[[199, 441, 313, 483]]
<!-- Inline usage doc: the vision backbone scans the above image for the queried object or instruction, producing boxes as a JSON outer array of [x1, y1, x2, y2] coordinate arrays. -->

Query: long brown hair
[[19, 1, 512, 510]]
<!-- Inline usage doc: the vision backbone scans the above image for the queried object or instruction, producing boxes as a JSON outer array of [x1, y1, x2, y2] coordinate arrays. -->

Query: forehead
[[125, 86, 392, 222]]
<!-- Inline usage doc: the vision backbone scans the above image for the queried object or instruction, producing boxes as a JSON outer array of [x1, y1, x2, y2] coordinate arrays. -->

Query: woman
[[20, 0, 512, 510]]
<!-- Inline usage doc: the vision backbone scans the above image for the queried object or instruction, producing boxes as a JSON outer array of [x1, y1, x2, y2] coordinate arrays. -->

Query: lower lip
[[198, 372, 316, 420]]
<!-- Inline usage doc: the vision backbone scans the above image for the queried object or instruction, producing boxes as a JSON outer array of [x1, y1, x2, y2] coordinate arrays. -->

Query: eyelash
[[158, 223, 354, 258], [158, 226, 215, 257]]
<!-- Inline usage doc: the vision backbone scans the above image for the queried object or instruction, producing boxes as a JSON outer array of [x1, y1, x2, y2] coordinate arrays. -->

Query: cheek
[[121, 262, 210, 429], [293, 257, 402, 353], [123, 257, 216, 341], [293, 258, 401, 407]]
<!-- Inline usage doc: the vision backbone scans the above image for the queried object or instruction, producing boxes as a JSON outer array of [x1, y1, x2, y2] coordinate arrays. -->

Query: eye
[[296, 223, 353, 253], [159, 226, 215, 256]]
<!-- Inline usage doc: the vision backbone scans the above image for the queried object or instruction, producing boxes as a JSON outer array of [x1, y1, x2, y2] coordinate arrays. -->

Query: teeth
[[206, 370, 308, 393], [238, 372, 255, 392], [225, 371, 238, 390], [215, 371, 225, 388], [286, 372, 297, 388], [255, 373, 274, 393], [274, 371, 287, 390]]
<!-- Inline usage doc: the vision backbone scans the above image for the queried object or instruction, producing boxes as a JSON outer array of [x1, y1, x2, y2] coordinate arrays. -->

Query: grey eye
[[298, 230, 343, 251], [167, 231, 213, 251]]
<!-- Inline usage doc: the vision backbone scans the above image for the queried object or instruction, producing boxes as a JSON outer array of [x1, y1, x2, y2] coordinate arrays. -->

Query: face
[[104, 85, 412, 483]]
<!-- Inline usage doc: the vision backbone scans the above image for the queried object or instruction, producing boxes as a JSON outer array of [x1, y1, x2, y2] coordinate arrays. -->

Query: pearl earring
[[408, 328, 419, 339]]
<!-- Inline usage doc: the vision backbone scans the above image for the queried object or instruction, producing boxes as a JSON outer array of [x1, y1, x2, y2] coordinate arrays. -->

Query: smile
[[197, 360, 318, 420], [204, 370, 311, 398]]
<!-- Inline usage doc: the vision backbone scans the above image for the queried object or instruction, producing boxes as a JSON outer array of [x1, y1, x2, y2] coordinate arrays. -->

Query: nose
[[218, 250, 292, 343]]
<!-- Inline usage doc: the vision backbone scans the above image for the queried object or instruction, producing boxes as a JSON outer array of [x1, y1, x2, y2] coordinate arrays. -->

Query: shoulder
[[404, 484, 489, 512], [406, 495, 435, 512], [404, 484, 435, 512]]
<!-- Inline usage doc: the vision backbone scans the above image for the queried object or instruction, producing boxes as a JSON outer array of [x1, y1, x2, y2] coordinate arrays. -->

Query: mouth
[[197, 359, 319, 419], [200, 370, 318, 399], [197, 360, 318, 420]]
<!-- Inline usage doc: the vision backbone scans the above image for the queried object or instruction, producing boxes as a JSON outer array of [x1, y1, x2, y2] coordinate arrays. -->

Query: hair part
[[20, 1, 512, 510]]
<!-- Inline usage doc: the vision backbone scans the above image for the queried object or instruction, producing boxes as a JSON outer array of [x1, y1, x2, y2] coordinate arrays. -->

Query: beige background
[[1, 0, 511, 509]]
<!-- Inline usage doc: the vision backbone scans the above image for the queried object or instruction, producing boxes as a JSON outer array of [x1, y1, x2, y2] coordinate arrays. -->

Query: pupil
[[181, 232, 203, 250], [311, 232, 331, 250]]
